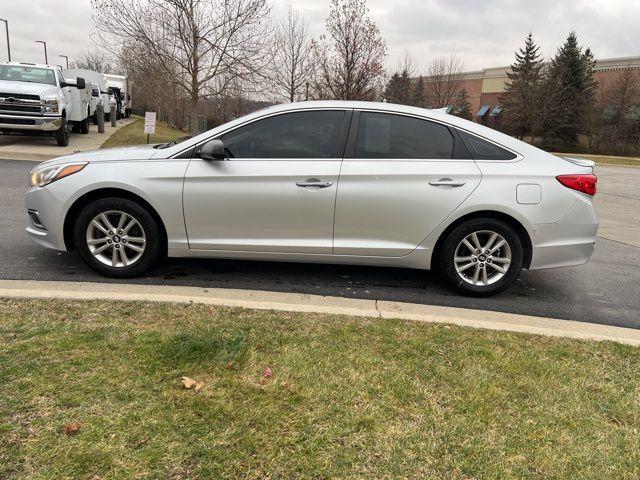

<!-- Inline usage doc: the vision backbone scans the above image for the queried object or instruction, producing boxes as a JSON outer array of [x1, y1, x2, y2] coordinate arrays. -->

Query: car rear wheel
[[73, 197, 163, 277], [438, 218, 523, 296]]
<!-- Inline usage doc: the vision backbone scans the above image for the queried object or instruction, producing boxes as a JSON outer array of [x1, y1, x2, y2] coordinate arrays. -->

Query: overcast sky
[[1, 0, 638, 73]]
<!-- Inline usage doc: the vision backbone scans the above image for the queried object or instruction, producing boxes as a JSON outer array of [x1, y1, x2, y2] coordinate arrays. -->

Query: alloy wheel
[[453, 230, 512, 286], [85, 210, 147, 268]]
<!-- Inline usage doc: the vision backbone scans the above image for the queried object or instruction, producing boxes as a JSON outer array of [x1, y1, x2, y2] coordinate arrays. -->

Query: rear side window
[[354, 112, 454, 159], [457, 129, 517, 160], [221, 110, 345, 159]]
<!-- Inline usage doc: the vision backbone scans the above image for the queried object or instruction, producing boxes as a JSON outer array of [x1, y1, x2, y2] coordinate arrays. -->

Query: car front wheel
[[438, 218, 523, 296], [73, 197, 163, 277]]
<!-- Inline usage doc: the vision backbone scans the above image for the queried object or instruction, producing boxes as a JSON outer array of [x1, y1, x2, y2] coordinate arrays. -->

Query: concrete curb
[[0, 152, 50, 162], [1, 279, 639, 346]]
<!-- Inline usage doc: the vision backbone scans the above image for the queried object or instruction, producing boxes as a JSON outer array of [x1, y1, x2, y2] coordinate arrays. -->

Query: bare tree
[[92, 0, 272, 132], [271, 8, 313, 102], [425, 55, 465, 108], [310, 0, 387, 100], [71, 49, 116, 73]]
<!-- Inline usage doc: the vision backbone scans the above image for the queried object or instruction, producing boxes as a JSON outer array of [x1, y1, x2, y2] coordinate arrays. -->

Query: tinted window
[[221, 111, 345, 158], [354, 112, 453, 159], [457, 129, 517, 160]]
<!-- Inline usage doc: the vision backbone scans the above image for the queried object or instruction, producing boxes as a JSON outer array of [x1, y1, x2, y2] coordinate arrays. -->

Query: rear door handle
[[296, 180, 333, 188], [428, 178, 466, 187]]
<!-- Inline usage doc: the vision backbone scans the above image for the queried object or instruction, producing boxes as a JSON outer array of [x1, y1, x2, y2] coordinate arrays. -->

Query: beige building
[[455, 56, 640, 122]]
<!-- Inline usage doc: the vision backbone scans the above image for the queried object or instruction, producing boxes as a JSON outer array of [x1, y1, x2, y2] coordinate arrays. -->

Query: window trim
[[454, 127, 521, 162], [345, 109, 462, 161], [174, 108, 353, 160]]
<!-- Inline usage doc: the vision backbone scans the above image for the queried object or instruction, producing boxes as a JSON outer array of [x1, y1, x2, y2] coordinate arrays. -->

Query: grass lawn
[[554, 152, 640, 167], [1, 299, 639, 479], [100, 115, 188, 149]]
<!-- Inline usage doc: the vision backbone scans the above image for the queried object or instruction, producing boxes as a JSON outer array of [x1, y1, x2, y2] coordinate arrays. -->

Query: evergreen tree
[[500, 33, 543, 139], [547, 32, 597, 146], [384, 72, 402, 103], [451, 87, 472, 120], [398, 68, 411, 104], [384, 68, 411, 104], [410, 75, 425, 107]]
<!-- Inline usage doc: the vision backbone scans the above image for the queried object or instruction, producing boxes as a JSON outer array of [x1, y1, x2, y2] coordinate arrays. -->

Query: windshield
[[0, 65, 57, 86]]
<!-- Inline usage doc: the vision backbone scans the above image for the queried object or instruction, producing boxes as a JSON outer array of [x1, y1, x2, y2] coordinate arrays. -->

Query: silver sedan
[[25, 101, 598, 295]]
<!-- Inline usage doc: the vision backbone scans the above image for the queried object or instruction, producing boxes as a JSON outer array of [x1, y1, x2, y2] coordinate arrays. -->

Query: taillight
[[556, 174, 597, 196]]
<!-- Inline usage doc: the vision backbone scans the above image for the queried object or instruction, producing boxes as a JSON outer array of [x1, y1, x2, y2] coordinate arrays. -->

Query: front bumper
[[24, 185, 68, 251], [0, 114, 61, 132], [529, 195, 598, 270]]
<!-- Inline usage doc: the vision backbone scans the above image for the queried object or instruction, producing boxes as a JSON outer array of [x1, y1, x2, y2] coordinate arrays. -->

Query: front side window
[[354, 112, 454, 159], [221, 110, 345, 159], [457, 129, 517, 160], [0, 65, 57, 86]]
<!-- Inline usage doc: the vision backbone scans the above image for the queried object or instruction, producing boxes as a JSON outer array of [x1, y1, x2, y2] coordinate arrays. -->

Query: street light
[[0, 18, 10, 61], [35, 40, 48, 64], [59, 54, 69, 69]]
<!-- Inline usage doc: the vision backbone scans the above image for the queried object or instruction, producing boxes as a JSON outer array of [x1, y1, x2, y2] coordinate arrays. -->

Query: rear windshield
[[0, 65, 57, 86]]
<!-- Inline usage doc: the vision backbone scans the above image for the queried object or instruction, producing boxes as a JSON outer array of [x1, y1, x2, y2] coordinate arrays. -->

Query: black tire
[[73, 197, 163, 278], [79, 110, 90, 134], [438, 218, 523, 297], [54, 115, 69, 146]]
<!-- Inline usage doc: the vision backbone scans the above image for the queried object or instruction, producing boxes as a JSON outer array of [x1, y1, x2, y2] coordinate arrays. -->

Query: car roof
[[162, 100, 539, 159]]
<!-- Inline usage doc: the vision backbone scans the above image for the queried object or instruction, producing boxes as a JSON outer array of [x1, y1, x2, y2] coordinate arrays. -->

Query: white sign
[[144, 111, 156, 134]]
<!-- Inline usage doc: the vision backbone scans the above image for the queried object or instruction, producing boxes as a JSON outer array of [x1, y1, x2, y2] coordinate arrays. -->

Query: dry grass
[[100, 115, 188, 149]]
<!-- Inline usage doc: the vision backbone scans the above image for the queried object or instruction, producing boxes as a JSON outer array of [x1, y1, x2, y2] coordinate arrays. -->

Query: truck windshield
[[0, 65, 57, 86]]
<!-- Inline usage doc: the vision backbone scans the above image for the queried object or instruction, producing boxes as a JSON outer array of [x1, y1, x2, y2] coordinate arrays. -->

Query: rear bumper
[[0, 114, 61, 132], [529, 195, 598, 270], [24, 185, 67, 251]]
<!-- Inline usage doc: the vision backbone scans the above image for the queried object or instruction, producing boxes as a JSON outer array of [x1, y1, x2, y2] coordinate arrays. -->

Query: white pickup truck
[[0, 62, 90, 146]]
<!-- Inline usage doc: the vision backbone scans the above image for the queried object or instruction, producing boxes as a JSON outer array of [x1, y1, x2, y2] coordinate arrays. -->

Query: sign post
[[144, 111, 156, 144]]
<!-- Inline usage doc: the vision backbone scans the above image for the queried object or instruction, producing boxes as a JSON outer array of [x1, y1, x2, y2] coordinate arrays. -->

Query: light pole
[[35, 40, 48, 64], [0, 19, 10, 61], [59, 54, 69, 69]]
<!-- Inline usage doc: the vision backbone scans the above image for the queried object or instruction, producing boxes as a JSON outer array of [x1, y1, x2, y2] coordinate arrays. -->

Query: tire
[[438, 218, 523, 296], [73, 197, 163, 278], [54, 115, 69, 146], [79, 110, 90, 134]]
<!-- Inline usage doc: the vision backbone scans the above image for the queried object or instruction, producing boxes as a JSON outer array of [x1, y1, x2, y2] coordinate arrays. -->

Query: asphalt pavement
[[2, 159, 639, 328]]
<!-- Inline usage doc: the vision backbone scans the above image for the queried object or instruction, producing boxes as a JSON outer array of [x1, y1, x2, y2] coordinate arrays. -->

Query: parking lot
[[0, 120, 133, 161], [1, 159, 638, 328]]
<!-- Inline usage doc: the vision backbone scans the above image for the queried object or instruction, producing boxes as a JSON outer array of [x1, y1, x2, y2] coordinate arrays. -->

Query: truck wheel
[[79, 115, 89, 134], [54, 116, 69, 146]]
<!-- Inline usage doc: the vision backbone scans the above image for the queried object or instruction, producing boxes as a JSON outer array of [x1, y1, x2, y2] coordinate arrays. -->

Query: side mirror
[[76, 77, 86, 89], [196, 139, 225, 161]]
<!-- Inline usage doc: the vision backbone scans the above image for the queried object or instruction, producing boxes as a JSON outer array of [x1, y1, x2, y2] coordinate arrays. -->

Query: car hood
[[0, 80, 58, 99], [35, 144, 162, 169]]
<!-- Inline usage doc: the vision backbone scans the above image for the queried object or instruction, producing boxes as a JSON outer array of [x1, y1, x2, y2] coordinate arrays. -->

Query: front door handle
[[296, 179, 333, 188], [428, 178, 466, 187]]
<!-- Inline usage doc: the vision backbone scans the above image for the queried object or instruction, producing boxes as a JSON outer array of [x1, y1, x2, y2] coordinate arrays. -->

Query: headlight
[[29, 163, 87, 188], [43, 99, 59, 113]]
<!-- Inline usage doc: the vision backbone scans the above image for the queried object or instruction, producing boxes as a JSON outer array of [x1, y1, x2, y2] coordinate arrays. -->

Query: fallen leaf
[[63, 422, 81, 436], [181, 376, 205, 393], [263, 367, 272, 378]]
